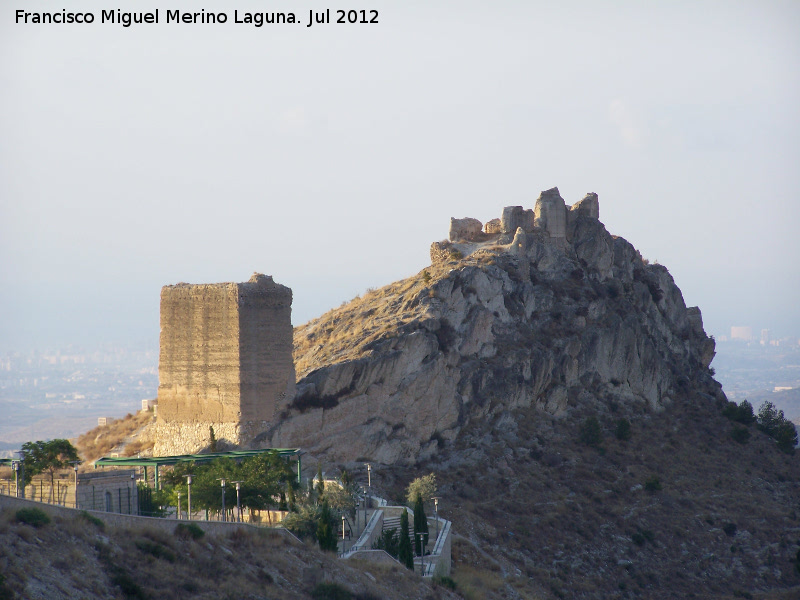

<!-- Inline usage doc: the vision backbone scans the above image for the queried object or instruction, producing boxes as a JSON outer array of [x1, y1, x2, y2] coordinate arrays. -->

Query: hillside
[[277, 189, 800, 598], [0, 499, 457, 600]]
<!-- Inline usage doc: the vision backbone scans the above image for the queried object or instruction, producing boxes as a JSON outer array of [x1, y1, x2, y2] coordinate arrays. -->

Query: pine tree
[[398, 508, 414, 570], [317, 499, 337, 551], [413, 492, 429, 556]]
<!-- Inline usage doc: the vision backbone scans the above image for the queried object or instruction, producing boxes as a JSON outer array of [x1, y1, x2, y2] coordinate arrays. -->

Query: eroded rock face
[[268, 197, 718, 464]]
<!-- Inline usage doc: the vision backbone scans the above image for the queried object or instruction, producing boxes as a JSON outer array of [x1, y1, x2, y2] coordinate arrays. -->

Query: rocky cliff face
[[262, 189, 719, 465]]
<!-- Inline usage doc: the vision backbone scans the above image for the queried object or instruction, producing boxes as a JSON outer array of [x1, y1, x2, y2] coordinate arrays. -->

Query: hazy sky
[[1, 0, 798, 353]]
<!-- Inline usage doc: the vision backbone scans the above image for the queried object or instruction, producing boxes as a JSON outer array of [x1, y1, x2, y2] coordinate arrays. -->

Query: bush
[[433, 575, 457, 590], [579, 417, 602, 447], [644, 476, 662, 493], [135, 539, 175, 563], [731, 426, 750, 444], [110, 570, 147, 600], [372, 527, 399, 558], [0, 573, 14, 600], [311, 582, 352, 600], [174, 522, 204, 540], [79, 511, 105, 530], [15, 508, 50, 528], [422, 270, 431, 283], [723, 400, 756, 425], [615, 418, 631, 441]]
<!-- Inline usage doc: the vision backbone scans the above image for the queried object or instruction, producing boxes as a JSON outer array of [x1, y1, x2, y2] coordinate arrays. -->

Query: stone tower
[[153, 273, 295, 456]]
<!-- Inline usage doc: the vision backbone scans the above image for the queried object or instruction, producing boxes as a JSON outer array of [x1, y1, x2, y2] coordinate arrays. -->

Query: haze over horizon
[[1, 0, 799, 354]]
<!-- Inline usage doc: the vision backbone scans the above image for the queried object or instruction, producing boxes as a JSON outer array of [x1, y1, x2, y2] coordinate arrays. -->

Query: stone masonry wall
[[154, 273, 294, 455]]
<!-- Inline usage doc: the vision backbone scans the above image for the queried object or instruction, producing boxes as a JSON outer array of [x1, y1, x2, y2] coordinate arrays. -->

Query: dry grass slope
[[0, 505, 460, 600], [293, 249, 498, 379], [75, 410, 155, 466]]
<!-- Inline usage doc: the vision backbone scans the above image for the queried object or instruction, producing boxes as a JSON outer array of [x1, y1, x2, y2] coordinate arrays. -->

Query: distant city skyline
[[1, 1, 799, 352]]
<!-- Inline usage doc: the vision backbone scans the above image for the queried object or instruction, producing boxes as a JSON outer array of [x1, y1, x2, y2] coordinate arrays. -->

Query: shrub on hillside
[[79, 511, 105, 529], [615, 418, 631, 441], [731, 426, 750, 444], [311, 582, 352, 600], [579, 416, 602, 447], [174, 522, 204, 540], [644, 476, 662, 493], [15, 508, 50, 528]]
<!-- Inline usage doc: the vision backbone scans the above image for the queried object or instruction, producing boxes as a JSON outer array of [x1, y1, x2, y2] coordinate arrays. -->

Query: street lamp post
[[73, 464, 80, 508], [184, 475, 193, 521], [177, 492, 182, 520], [432, 497, 440, 544], [342, 515, 346, 553], [418, 533, 426, 575], [11, 461, 19, 498], [218, 479, 227, 522], [232, 481, 243, 523]]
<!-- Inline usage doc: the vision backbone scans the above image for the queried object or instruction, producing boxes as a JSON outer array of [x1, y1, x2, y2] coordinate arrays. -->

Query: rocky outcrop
[[269, 190, 718, 465]]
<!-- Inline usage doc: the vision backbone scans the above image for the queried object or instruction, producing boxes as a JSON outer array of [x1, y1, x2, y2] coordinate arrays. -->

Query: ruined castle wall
[[534, 189, 567, 239]]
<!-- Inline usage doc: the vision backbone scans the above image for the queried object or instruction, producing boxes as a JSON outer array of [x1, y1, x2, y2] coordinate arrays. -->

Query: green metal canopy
[[94, 448, 302, 488]]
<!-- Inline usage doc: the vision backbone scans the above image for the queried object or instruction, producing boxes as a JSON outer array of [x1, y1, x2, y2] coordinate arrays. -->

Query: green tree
[[316, 464, 325, 499], [758, 401, 798, 454], [372, 527, 399, 558], [398, 508, 414, 570], [283, 503, 321, 540], [413, 492, 429, 556], [723, 399, 757, 425], [20, 439, 80, 501], [208, 426, 217, 452], [317, 499, 338, 552], [406, 473, 437, 505], [579, 416, 602, 447]]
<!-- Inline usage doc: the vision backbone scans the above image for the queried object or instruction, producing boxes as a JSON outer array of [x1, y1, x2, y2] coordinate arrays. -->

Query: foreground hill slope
[[0, 500, 457, 600]]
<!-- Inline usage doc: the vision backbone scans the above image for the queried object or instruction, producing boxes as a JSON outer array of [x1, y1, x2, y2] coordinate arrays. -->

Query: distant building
[[761, 329, 771, 346], [730, 326, 753, 341]]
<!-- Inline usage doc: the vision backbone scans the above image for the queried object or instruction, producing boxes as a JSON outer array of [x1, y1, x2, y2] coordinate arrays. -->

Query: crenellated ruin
[[433, 187, 602, 264]]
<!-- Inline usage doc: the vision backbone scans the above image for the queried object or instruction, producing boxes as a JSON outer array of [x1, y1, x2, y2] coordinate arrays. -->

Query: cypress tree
[[413, 492, 429, 556], [398, 508, 414, 570], [317, 499, 337, 551], [316, 464, 325, 499]]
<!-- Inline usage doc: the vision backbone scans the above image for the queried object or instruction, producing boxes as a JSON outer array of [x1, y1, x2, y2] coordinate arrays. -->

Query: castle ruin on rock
[[153, 273, 295, 456], [440, 187, 599, 256]]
